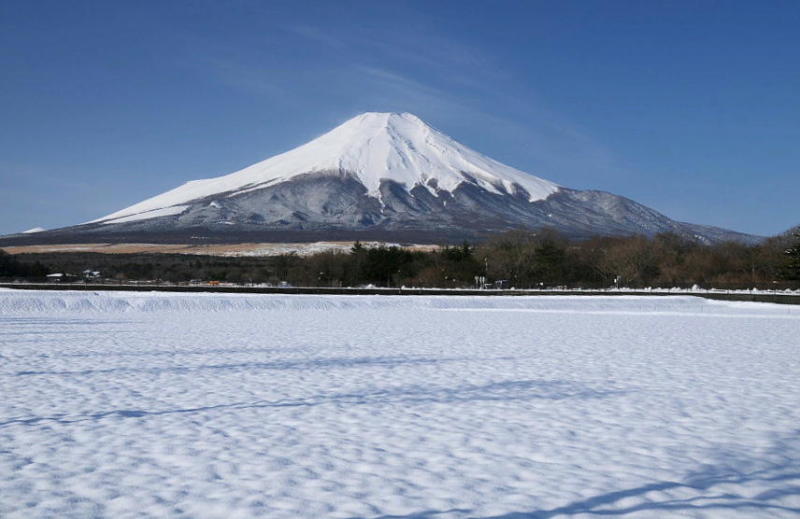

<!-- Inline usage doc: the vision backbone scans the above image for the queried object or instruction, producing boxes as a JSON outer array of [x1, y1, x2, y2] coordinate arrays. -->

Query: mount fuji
[[3, 112, 758, 245]]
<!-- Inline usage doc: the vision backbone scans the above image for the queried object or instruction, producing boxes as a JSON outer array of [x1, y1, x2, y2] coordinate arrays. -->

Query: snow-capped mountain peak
[[17, 111, 756, 247], [93, 112, 559, 224]]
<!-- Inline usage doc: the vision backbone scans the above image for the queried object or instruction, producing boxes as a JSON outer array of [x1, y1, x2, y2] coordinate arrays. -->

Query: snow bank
[[1, 289, 795, 316]]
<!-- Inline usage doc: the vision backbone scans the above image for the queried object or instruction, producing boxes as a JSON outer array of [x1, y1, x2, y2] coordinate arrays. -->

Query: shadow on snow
[[342, 447, 800, 517], [13, 354, 471, 377], [0, 378, 628, 429]]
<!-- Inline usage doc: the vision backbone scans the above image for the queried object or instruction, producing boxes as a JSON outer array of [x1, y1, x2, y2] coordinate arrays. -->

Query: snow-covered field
[[1, 290, 798, 518]]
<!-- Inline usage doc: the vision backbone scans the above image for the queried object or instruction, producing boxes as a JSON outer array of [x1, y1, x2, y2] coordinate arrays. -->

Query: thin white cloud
[[183, 12, 624, 188], [286, 25, 348, 49]]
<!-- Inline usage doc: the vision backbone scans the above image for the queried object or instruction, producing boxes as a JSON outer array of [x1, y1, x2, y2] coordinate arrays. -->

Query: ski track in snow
[[1, 291, 799, 518]]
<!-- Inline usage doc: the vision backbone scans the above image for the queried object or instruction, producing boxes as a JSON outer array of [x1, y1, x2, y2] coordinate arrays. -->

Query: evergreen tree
[[784, 231, 800, 281], [532, 238, 567, 286]]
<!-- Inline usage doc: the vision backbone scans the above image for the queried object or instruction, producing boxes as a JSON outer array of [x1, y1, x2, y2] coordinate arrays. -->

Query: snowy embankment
[[1, 290, 799, 518], [2, 288, 799, 315]]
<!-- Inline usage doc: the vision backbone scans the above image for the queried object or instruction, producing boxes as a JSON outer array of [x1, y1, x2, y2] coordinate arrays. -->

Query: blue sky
[[1, 0, 798, 236]]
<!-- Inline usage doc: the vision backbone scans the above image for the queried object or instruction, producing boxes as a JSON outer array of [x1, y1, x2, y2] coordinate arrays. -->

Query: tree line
[[2, 228, 799, 289]]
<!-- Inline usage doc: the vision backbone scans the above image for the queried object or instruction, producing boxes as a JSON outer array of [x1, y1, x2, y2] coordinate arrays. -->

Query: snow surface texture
[[1, 290, 799, 519], [92, 112, 559, 223]]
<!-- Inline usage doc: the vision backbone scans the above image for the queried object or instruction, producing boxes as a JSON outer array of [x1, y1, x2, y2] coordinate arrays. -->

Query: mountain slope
[[1, 112, 760, 245], [93, 112, 558, 225]]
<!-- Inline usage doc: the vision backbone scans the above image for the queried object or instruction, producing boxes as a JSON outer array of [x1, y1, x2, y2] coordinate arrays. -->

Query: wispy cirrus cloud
[[177, 5, 623, 187]]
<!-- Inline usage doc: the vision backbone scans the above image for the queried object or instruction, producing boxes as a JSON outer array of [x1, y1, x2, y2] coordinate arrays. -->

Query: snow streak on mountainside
[[94, 112, 559, 224]]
